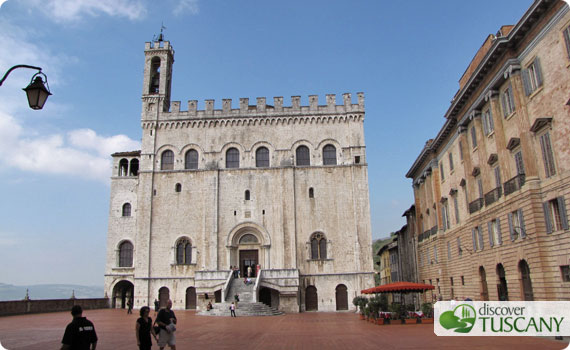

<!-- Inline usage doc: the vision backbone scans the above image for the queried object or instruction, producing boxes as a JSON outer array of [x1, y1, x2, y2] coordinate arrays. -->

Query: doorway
[[158, 287, 170, 308], [185, 287, 196, 309], [112, 280, 134, 309], [239, 249, 258, 277], [519, 260, 534, 301], [306, 286, 318, 311], [496, 264, 509, 301], [335, 284, 348, 310]]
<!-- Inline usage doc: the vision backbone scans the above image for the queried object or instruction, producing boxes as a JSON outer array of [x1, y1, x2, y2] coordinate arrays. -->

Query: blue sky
[[0, 0, 531, 286]]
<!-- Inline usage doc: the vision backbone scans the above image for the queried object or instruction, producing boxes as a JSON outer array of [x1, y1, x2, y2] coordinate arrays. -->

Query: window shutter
[[539, 134, 549, 177], [564, 26, 570, 59], [534, 57, 543, 87], [488, 109, 494, 131], [478, 226, 484, 250], [482, 115, 489, 135], [518, 209, 526, 238], [542, 132, 556, 177], [543, 202, 553, 234], [472, 228, 477, 251], [522, 69, 532, 96], [496, 218, 502, 244], [557, 196, 568, 230], [488, 222, 494, 247], [501, 93, 508, 117], [508, 212, 515, 241], [508, 84, 516, 112]]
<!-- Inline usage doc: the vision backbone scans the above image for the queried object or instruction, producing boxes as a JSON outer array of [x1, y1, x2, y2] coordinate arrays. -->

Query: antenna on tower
[[153, 22, 167, 42]]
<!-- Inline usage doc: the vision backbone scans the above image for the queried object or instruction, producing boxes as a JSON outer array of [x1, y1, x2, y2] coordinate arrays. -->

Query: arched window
[[119, 241, 133, 267], [161, 150, 174, 170], [149, 57, 161, 94], [310, 232, 327, 260], [256, 147, 269, 167], [323, 144, 337, 165], [176, 238, 192, 265], [239, 234, 258, 244], [245, 190, 250, 201], [296, 146, 310, 166], [129, 159, 139, 176], [122, 203, 131, 217], [309, 187, 314, 198], [226, 148, 240, 168], [175, 183, 182, 192], [119, 159, 129, 176], [185, 149, 198, 170]]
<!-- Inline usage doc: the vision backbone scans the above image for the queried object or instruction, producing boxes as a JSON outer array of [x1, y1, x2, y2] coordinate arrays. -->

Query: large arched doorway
[[335, 284, 348, 310], [227, 223, 271, 275], [185, 287, 197, 309], [306, 286, 318, 311], [112, 280, 134, 309], [214, 289, 222, 303], [519, 260, 534, 301], [496, 264, 509, 301], [158, 287, 170, 308], [479, 266, 489, 301]]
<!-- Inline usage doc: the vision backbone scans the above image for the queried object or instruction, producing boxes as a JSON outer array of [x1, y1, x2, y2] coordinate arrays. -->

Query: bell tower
[[142, 36, 174, 115]]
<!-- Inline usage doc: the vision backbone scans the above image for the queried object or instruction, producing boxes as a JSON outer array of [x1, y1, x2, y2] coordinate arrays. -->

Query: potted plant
[[404, 304, 420, 324], [353, 296, 368, 320], [367, 296, 382, 324], [421, 302, 434, 323], [389, 302, 404, 324]]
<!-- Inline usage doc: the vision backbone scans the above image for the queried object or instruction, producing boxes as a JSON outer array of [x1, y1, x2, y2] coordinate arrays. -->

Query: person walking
[[61, 305, 98, 350], [247, 265, 252, 278], [234, 294, 239, 309], [230, 302, 236, 317], [154, 299, 159, 314], [127, 299, 133, 314], [136, 306, 157, 350], [156, 300, 177, 350]]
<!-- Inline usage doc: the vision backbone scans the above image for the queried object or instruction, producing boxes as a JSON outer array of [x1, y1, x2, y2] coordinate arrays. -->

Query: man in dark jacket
[[61, 305, 98, 350]]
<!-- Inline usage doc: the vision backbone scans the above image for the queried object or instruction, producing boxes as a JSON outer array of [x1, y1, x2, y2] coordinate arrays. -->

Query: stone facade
[[104, 40, 375, 312], [406, 0, 570, 302]]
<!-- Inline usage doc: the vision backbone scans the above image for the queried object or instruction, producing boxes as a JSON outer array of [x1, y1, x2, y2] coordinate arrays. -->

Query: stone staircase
[[198, 277, 283, 317]]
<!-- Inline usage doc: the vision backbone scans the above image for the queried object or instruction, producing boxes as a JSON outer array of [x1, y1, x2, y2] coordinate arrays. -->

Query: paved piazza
[[0, 309, 567, 349]]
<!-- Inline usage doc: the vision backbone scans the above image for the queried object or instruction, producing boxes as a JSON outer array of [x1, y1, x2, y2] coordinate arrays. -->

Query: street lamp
[[0, 65, 52, 110]]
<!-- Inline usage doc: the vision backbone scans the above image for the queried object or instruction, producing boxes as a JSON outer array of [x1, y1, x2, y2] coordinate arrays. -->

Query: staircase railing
[[252, 269, 262, 303], [221, 270, 233, 302]]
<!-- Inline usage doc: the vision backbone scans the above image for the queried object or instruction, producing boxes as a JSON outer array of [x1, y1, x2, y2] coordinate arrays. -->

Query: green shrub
[[421, 302, 433, 317]]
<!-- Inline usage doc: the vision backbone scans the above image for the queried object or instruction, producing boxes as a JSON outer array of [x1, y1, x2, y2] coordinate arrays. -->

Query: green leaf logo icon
[[439, 304, 476, 333]]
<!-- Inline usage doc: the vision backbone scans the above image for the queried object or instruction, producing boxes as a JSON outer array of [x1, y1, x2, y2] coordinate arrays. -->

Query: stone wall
[[0, 298, 109, 317]]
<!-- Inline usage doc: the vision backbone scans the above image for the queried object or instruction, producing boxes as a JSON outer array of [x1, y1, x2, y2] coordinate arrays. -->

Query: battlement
[[143, 93, 365, 121], [144, 40, 173, 50]]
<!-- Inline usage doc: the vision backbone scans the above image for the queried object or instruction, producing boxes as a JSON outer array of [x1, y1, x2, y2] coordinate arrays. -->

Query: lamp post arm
[[0, 65, 43, 87]]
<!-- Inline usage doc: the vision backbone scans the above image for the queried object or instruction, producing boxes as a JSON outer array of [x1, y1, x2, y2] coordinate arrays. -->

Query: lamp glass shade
[[23, 76, 51, 110]]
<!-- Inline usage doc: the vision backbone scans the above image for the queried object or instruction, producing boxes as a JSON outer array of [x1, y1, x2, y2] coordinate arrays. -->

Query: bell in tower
[[142, 29, 174, 114]]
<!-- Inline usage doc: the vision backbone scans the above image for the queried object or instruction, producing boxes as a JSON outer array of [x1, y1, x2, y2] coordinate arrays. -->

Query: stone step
[[197, 302, 283, 317]]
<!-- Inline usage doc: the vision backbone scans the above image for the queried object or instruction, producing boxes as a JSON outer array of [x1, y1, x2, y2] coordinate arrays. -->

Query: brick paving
[[0, 309, 567, 349]]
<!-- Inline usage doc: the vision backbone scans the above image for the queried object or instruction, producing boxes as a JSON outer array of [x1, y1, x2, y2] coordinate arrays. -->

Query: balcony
[[484, 187, 502, 206], [430, 225, 438, 237], [504, 174, 525, 197], [469, 198, 484, 214]]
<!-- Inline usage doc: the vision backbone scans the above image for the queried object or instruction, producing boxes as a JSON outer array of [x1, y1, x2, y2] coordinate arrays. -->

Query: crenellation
[[274, 97, 283, 111], [240, 98, 249, 113], [291, 96, 301, 111], [205, 99, 214, 115], [222, 99, 232, 113], [256, 97, 266, 112], [357, 92, 364, 108], [309, 95, 318, 111], [171, 101, 180, 113], [326, 94, 336, 109], [188, 100, 197, 115]]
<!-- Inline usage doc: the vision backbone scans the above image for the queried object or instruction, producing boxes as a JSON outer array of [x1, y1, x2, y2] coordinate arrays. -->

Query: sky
[[0, 0, 534, 287]]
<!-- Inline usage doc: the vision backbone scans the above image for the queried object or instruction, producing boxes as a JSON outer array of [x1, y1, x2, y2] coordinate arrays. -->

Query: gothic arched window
[[161, 150, 174, 170], [122, 203, 131, 217], [185, 149, 198, 170], [310, 232, 327, 260], [296, 145, 310, 166], [226, 148, 240, 168], [119, 241, 133, 267], [256, 147, 269, 167], [129, 159, 139, 176], [176, 238, 192, 265], [323, 144, 337, 165]]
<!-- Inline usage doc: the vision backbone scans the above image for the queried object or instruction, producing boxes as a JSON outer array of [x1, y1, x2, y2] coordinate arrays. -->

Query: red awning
[[361, 282, 435, 294]]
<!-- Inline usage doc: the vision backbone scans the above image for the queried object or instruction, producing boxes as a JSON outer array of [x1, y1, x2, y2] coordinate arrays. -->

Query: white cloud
[[0, 111, 140, 183], [174, 0, 199, 15], [27, 0, 148, 22]]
